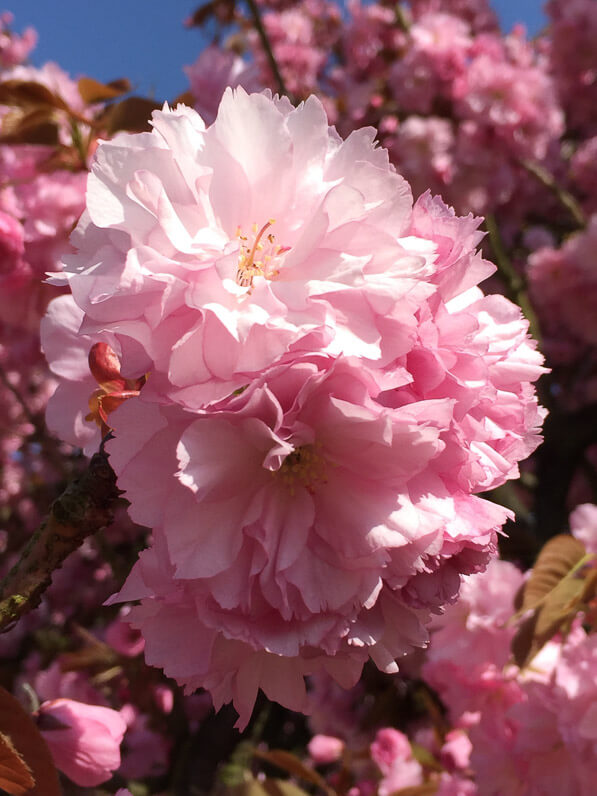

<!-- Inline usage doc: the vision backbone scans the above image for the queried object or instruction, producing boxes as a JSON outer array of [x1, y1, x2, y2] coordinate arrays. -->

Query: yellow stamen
[[276, 444, 327, 496], [235, 218, 288, 289]]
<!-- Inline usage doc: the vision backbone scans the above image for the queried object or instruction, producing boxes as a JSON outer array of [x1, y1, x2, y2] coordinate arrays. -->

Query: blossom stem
[[245, 0, 290, 98], [484, 213, 542, 345], [395, 3, 411, 32], [0, 363, 38, 429], [0, 445, 120, 633], [520, 158, 586, 228]]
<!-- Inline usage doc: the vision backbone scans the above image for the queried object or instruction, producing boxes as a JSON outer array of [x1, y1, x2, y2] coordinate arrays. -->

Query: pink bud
[[38, 698, 127, 786], [307, 734, 345, 764], [88, 342, 124, 389]]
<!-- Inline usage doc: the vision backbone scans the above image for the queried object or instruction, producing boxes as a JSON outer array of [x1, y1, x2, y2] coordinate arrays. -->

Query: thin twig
[[395, 2, 411, 32], [520, 158, 586, 229], [0, 445, 120, 633], [0, 364, 38, 429], [245, 0, 290, 99], [581, 454, 597, 504], [484, 213, 542, 345]]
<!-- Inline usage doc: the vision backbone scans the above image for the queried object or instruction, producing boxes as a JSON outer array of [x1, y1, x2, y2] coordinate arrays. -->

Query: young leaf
[[0, 687, 62, 796], [0, 107, 59, 145], [220, 777, 311, 796], [517, 534, 587, 613], [78, 77, 131, 104], [253, 747, 335, 794], [390, 785, 439, 796], [0, 80, 69, 111], [511, 535, 597, 668], [262, 779, 313, 796], [100, 96, 161, 134]]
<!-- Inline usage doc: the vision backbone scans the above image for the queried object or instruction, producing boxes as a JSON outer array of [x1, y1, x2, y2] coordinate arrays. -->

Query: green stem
[[520, 158, 586, 229], [484, 213, 542, 346]]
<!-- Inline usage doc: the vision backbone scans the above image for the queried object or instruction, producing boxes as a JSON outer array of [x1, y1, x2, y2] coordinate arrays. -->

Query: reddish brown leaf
[[78, 76, 131, 104], [220, 778, 311, 796], [262, 779, 312, 796], [171, 90, 196, 107], [511, 535, 597, 668], [0, 107, 60, 145], [0, 733, 34, 795], [100, 96, 161, 134], [390, 785, 439, 796], [0, 687, 62, 796], [518, 534, 587, 613], [186, 0, 237, 27], [253, 748, 334, 794], [0, 80, 69, 111]]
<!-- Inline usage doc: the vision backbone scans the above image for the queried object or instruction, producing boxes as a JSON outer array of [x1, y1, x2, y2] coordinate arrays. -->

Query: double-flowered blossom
[[43, 88, 545, 725]]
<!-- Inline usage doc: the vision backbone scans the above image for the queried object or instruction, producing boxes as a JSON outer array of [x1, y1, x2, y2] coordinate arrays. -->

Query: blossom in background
[[423, 552, 597, 796], [308, 734, 345, 764], [370, 727, 423, 794], [185, 46, 262, 125], [43, 88, 544, 726], [0, 11, 36, 67]]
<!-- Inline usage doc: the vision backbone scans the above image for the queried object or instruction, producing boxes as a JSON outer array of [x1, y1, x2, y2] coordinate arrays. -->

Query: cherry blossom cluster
[[421, 530, 597, 796], [42, 85, 544, 727]]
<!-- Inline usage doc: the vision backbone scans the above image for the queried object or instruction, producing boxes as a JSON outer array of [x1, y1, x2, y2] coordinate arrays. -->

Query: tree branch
[[0, 445, 120, 633], [245, 0, 290, 99]]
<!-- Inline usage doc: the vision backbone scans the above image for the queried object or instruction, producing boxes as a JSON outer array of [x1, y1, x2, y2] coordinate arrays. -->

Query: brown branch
[[0, 445, 121, 633], [245, 0, 290, 99]]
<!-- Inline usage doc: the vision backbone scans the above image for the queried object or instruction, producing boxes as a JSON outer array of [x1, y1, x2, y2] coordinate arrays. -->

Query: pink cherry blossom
[[528, 215, 597, 362], [546, 0, 597, 135], [409, 0, 498, 33], [452, 29, 564, 162], [370, 728, 423, 795], [106, 356, 443, 725], [0, 12, 37, 67], [57, 89, 430, 409], [370, 728, 412, 772]]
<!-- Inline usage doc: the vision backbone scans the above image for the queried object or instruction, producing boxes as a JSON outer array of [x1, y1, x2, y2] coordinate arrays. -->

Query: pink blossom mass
[[42, 88, 545, 726]]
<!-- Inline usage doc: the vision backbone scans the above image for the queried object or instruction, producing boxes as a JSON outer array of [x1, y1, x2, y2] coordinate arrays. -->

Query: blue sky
[[8, 1, 546, 102]]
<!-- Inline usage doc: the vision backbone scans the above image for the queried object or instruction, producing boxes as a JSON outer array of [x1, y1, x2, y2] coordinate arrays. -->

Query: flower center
[[278, 444, 327, 495], [235, 219, 289, 289]]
